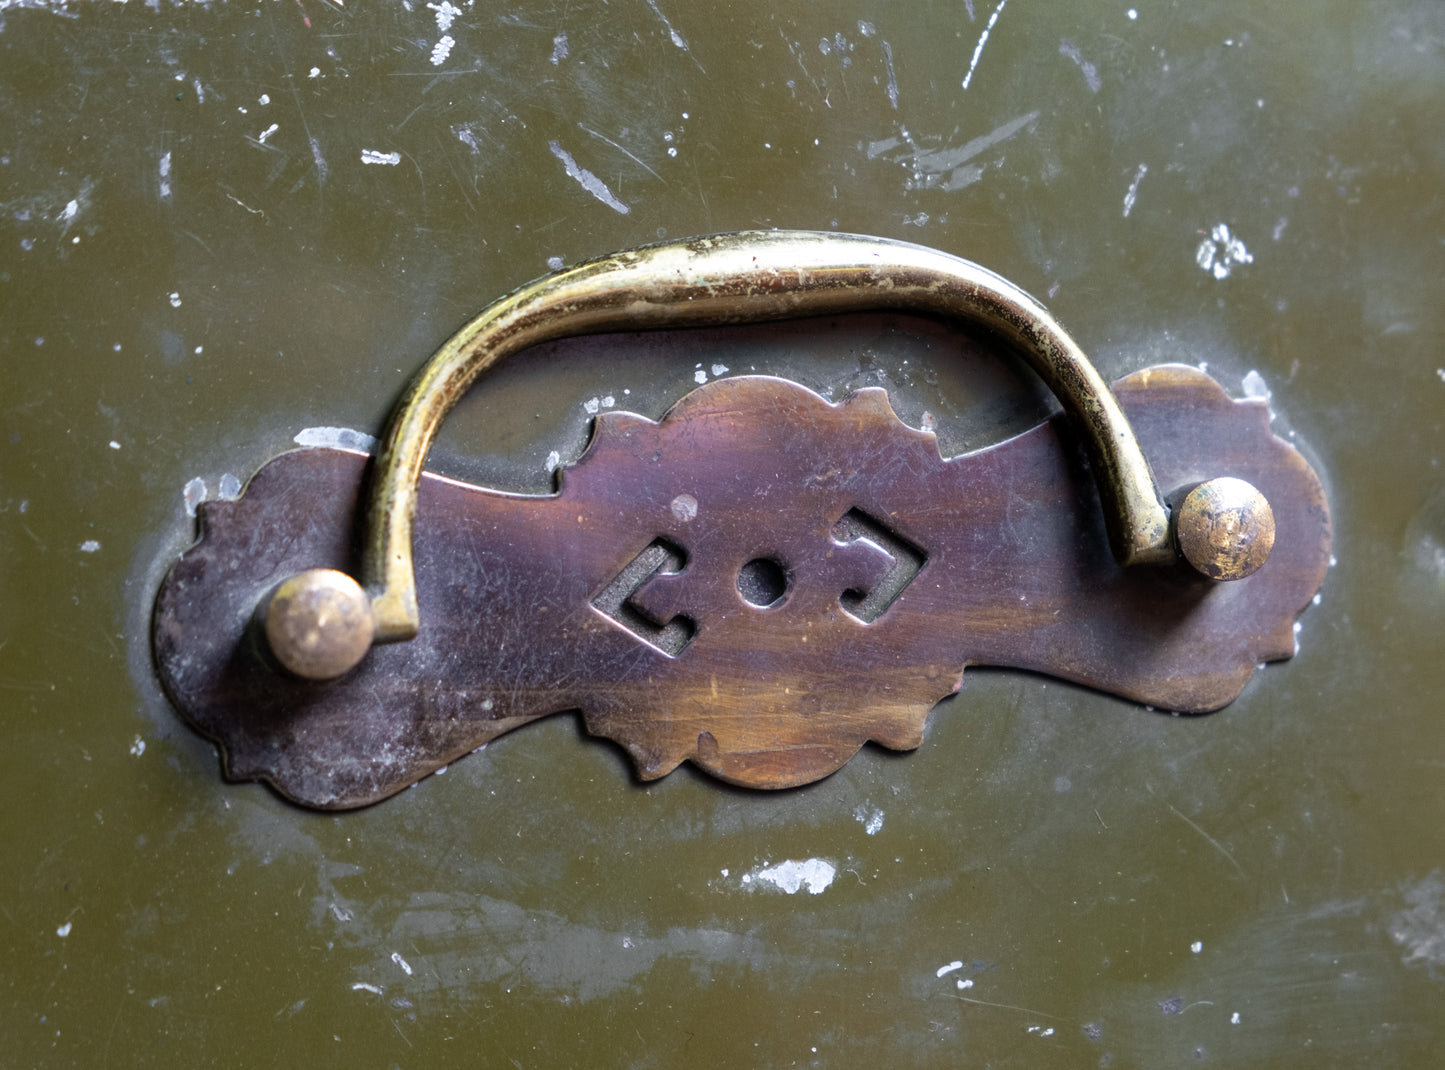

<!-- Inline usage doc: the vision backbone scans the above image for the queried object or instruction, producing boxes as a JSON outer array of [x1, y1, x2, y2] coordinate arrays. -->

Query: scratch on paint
[[881, 40, 899, 108], [1122, 163, 1147, 217], [1148, 782, 1247, 879], [1058, 38, 1101, 93], [310, 138, 328, 184], [548, 140, 631, 214], [868, 110, 1039, 192], [962, 0, 1011, 91], [577, 122, 663, 181], [644, 0, 704, 70]]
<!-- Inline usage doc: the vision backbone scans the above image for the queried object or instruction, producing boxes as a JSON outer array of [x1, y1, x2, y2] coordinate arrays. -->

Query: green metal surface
[[2, 1, 1442, 1066]]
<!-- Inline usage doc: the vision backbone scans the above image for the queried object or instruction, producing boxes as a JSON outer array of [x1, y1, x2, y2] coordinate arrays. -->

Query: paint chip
[[1241, 369, 1271, 402], [56, 922, 72, 938], [80, 540, 101, 553], [1196, 222, 1254, 279], [294, 427, 378, 452], [548, 141, 630, 214], [430, 35, 455, 66], [183, 476, 207, 517], [361, 149, 402, 166], [746, 858, 836, 895], [853, 803, 885, 835]]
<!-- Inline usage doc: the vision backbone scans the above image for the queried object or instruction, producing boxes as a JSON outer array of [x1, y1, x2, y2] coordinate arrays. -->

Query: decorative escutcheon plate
[[151, 233, 1331, 809]]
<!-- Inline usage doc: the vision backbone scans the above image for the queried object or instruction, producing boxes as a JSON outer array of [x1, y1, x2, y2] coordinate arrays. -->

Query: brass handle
[[263, 231, 1274, 680]]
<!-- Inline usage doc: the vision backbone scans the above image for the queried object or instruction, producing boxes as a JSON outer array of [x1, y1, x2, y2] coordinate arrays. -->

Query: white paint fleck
[[956, 977, 974, 989], [361, 149, 402, 166], [183, 476, 207, 517], [159, 151, 173, 200], [548, 141, 630, 214], [351, 982, 383, 995], [1241, 369, 1272, 402], [936, 960, 964, 978], [546, 255, 564, 271], [309, 66, 321, 78], [600, 395, 616, 408], [962, 0, 1011, 91], [583, 397, 601, 415], [168, 291, 182, 308], [747, 858, 836, 895], [670, 493, 698, 522], [428, 0, 461, 32], [1191, 940, 1203, 954], [1231, 1011, 1241, 1024], [694, 368, 708, 384], [430, 35, 455, 67], [1127, 8, 1138, 19], [257, 122, 279, 144], [56, 922, 72, 939], [1437, 368, 1445, 384], [1122, 162, 1148, 217], [258, 93, 270, 106], [550, 32, 569, 65], [129, 736, 146, 757], [853, 803, 884, 835], [710, 364, 729, 377], [218, 473, 242, 499], [80, 539, 101, 553], [545, 450, 561, 471], [1272, 216, 1289, 241], [1195, 222, 1254, 279], [192, 78, 205, 103], [109, 440, 121, 450], [294, 427, 378, 452], [390, 951, 414, 976]]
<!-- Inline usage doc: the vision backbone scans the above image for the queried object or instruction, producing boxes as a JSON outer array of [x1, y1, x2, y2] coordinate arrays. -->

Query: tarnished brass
[[264, 569, 375, 680], [157, 367, 1331, 807], [1174, 476, 1277, 581], [259, 231, 1273, 677]]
